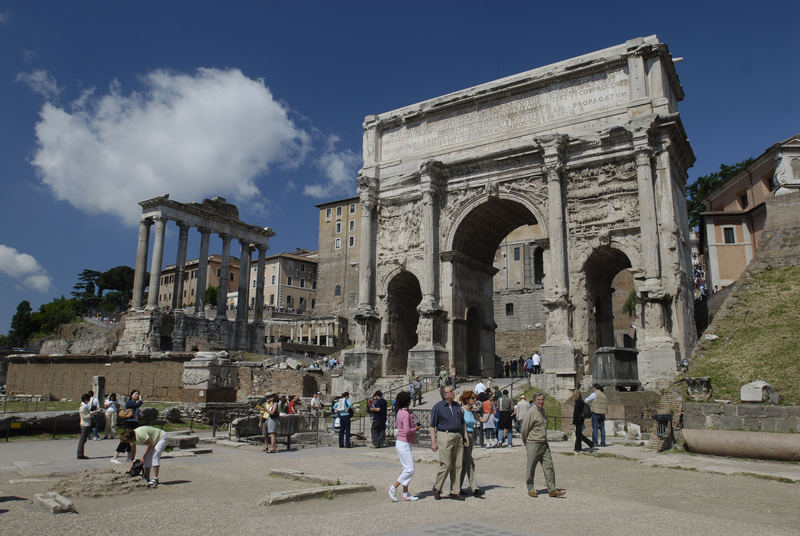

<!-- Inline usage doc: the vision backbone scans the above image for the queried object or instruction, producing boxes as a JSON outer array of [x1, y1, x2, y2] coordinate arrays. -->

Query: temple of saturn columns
[[115, 195, 275, 354], [342, 36, 697, 396]]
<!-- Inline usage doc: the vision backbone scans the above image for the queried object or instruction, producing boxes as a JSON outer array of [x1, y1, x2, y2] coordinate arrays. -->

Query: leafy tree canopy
[[206, 286, 219, 307], [686, 158, 754, 229], [96, 266, 136, 297]]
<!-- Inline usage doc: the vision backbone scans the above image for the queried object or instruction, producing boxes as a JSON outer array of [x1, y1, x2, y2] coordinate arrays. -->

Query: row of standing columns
[[131, 216, 268, 325]]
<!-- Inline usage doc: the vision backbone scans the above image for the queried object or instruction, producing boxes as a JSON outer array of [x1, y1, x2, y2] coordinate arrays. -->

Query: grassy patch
[[692, 266, 800, 405], [518, 387, 562, 429], [733, 472, 796, 484]]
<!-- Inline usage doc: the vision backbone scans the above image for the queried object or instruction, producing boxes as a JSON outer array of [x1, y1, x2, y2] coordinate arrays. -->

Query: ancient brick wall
[[494, 328, 546, 360], [6, 355, 191, 401], [236, 364, 325, 400]]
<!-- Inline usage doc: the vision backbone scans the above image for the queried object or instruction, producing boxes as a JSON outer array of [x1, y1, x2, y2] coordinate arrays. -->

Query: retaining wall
[[683, 402, 800, 433]]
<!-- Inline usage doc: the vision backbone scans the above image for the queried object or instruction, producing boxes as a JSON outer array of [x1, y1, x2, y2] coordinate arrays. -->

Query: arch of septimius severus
[[342, 36, 696, 395]]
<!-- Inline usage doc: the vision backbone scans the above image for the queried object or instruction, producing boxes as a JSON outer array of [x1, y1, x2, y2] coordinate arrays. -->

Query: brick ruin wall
[[6, 355, 190, 401], [236, 365, 325, 400], [494, 328, 546, 361]]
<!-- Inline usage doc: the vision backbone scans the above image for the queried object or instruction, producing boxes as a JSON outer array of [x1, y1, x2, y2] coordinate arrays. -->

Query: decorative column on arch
[[172, 222, 190, 310], [537, 134, 576, 373], [215, 233, 232, 321], [132, 217, 153, 309], [194, 227, 211, 317], [253, 246, 267, 326], [630, 120, 678, 387], [146, 216, 167, 310], [343, 170, 383, 392], [409, 160, 449, 376], [236, 240, 252, 324]]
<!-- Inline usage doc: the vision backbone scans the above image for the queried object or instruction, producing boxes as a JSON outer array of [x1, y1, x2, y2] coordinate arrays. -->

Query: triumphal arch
[[343, 36, 696, 394]]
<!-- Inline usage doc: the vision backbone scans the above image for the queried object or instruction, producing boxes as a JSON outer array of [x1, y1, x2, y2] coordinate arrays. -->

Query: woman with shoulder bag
[[459, 391, 485, 497], [388, 391, 420, 501], [111, 389, 143, 463]]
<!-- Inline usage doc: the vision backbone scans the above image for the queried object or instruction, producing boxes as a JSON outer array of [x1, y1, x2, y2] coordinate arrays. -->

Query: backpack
[[582, 403, 592, 420], [127, 459, 145, 479], [335, 398, 347, 413]]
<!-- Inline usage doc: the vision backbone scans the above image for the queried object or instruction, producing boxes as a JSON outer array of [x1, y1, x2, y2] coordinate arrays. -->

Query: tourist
[[429, 385, 465, 500], [121, 425, 169, 487], [485, 377, 494, 391], [288, 395, 298, 414], [388, 391, 420, 502], [438, 366, 448, 388], [310, 392, 323, 417], [459, 391, 485, 498], [474, 379, 486, 396], [496, 389, 513, 447], [77, 393, 98, 459], [412, 376, 423, 407], [572, 389, 595, 452], [112, 389, 143, 464], [88, 390, 101, 440], [515, 395, 529, 433], [451, 365, 457, 390], [369, 390, 387, 448], [532, 351, 541, 374], [482, 396, 497, 448], [259, 394, 279, 453], [521, 393, 565, 498], [525, 355, 533, 377], [103, 393, 118, 439], [335, 391, 353, 448], [504, 362, 510, 377], [584, 383, 608, 447]]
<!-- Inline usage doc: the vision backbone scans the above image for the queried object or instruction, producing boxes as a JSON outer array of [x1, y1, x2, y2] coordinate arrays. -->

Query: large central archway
[[445, 195, 543, 377]]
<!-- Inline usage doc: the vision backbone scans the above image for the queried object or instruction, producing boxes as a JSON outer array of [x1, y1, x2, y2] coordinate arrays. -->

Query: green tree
[[622, 289, 637, 318], [9, 300, 37, 346], [206, 286, 219, 307], [686, 158, 754, 229], [31, 297, 79, 335], [96, 266, 137, 300]]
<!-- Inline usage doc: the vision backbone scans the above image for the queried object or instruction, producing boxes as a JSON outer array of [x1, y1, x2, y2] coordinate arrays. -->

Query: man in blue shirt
[[369, 390, 388, 448], [429, 385, 466, 500]]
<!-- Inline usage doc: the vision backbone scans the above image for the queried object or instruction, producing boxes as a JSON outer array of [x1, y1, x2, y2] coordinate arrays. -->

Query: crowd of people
[[501, 351, 542, 378]]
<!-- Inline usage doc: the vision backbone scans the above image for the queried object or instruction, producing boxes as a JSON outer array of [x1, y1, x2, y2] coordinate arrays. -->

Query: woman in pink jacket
[[388, 391, 420, 502]]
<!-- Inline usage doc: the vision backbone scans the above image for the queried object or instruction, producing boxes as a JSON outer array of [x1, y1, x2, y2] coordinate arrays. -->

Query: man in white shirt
[[532, 352, 541, 375], [474, 380, 486, 395]]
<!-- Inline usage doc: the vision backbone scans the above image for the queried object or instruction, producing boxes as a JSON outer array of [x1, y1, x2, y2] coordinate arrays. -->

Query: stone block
[[682, 412, 706, 429], [718, 415, 742, 430], [625, 422, 641, 440], [165, 434, 199, 449], [722, 404, 738, 417], [546, 430, 567, 442], [741, 417, 764, 431], [160, 406, 184, 423], [737, 405, 767, 418], [33, 492, 76, 514], [740, 380, 770, 403], [139, 407, 159, 424]]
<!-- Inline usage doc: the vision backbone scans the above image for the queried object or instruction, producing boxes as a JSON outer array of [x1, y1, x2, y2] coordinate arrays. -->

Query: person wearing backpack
[[584, 383, 608, 447], [572, 389, 595, 452], [336, 392, 353, 448]]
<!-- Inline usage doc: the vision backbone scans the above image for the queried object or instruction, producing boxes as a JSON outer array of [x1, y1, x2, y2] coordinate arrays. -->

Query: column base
[[407, 344, 449, 377], [340, 347, 383, 398], [540, 340, 577, 374], [637, 339, 679, 391]]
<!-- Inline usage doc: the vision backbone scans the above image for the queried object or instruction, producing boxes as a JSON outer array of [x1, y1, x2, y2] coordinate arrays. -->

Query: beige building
[[158, 254, 240, 309], [248, 249, 318, 314], [314, 197, 361, 338], [700, 134, 800, 289]]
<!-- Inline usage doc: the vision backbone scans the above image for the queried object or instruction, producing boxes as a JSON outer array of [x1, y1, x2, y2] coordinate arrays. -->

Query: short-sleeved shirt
[[371, 398, 387, 421], [430, 400, 464, 432], [134, 426, 165, 445], [464, 410, 476, 433]]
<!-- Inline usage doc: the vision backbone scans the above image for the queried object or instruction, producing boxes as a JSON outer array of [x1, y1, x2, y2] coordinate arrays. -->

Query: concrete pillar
[[132, 218, 152, 309], [195, 228, 211, 317], [172, 222, 190, 310], [254, 246, 267, 325], [236, 240, 251, 324], [216, 234, 231, 321], [146, 216, 167, 310]]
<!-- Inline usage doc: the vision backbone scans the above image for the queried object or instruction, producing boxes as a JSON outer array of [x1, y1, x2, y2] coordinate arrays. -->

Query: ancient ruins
[[115, 195, 275, 354], [343, 36, 697, 394]]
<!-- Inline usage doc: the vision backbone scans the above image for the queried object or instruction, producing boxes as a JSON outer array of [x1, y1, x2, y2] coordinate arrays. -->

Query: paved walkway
[[2, 431, 799, 535]]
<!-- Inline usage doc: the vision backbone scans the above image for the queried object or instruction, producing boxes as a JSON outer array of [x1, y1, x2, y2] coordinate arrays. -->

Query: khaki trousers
[[525, 440, 556, 493], [434, 431, 464, 494]]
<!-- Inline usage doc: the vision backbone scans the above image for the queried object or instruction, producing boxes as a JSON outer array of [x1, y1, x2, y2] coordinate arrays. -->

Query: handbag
[[581, 403, 592, 420], [118, 408, 133, 419]]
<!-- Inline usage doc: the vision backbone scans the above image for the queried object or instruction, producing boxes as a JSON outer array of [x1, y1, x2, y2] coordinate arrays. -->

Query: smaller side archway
[[583, 246, 634, 357], [384, 271, 422, 375]]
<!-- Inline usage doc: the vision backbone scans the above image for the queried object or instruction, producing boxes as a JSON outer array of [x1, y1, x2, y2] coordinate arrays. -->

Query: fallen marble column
[[683, 428, 800, 462]]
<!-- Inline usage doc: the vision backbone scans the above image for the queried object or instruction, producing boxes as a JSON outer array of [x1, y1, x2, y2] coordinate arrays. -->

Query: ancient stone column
[[216, 234, 231, 321], [195, 227, 211, 317], [172, 222, 190, 310], [253, 246, 267, 325], [132, 218, 152, 309], [537, 134, 575, 372], [236, 240, 251, 324], [146, 216, 167, 310], [418, 161, 447, 312], [634, 145, 661, 280], [355, 173, 378, 318]]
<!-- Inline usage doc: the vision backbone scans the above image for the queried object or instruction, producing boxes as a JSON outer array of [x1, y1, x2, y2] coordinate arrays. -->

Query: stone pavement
[[1, 432, 799, 535]]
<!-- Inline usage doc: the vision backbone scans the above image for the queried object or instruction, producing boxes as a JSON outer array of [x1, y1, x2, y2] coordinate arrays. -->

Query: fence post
[[52, 420, 57, 439], [212, 412, 217, 438]]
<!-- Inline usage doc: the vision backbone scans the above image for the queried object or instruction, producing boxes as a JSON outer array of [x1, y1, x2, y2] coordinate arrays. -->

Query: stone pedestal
[[591, 346, 641, 391], [637, 341, 679, 391], [539, 340, 576, 373], [181, 352, 237, 403], [407, 346, 449, 378]]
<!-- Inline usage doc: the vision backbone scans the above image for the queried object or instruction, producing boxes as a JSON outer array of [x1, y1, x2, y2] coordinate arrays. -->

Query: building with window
[[700, 134, 800, 290], [157, 254, 240, 309], [248, 249, 318, 314], [315, 197, 361, 339]]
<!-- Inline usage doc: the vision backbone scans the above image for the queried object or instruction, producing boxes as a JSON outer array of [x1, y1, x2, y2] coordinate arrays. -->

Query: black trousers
[[371, 419, 386, 448], [116, 421, 138, 454], [574, 424, 594, 451]]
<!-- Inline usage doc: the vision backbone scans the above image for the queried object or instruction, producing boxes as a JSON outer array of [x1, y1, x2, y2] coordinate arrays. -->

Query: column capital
[[218, 232, 231, 242], [197, 226, 211, 235], [175, 220, 190, 231], [139, 217, 154, 227], [536, 134, 569, 175], [634, 146, 653, 167], [357, 170, 378, 198]]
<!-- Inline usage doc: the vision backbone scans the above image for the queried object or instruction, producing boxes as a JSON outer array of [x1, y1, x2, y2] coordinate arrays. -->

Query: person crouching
[[121, 426, 169, 488]]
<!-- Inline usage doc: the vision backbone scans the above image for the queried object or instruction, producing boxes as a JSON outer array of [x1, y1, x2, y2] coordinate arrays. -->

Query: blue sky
[[0, 1, 797, 334]]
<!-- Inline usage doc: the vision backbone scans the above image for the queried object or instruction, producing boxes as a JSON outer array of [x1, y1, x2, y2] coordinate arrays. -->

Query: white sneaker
[[110, 459, 122, 464], [388, 486, 398, 502], [402, 494, 419, 502], [147, 478, 158, 488]]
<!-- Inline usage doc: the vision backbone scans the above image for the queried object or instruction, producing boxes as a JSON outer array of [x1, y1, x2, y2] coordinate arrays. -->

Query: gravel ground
[[2, 436, 799, 536]]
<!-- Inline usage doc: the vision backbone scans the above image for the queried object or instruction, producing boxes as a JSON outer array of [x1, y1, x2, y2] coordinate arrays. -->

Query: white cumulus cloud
[[0, 244, 53, 293], [29, 68, 312, 226], [16, 69, 61, 101], [304, 135, 360, 199]]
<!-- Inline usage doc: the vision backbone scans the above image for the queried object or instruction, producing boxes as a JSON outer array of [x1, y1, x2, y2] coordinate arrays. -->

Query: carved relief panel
[[565, 161, 638, 239]]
